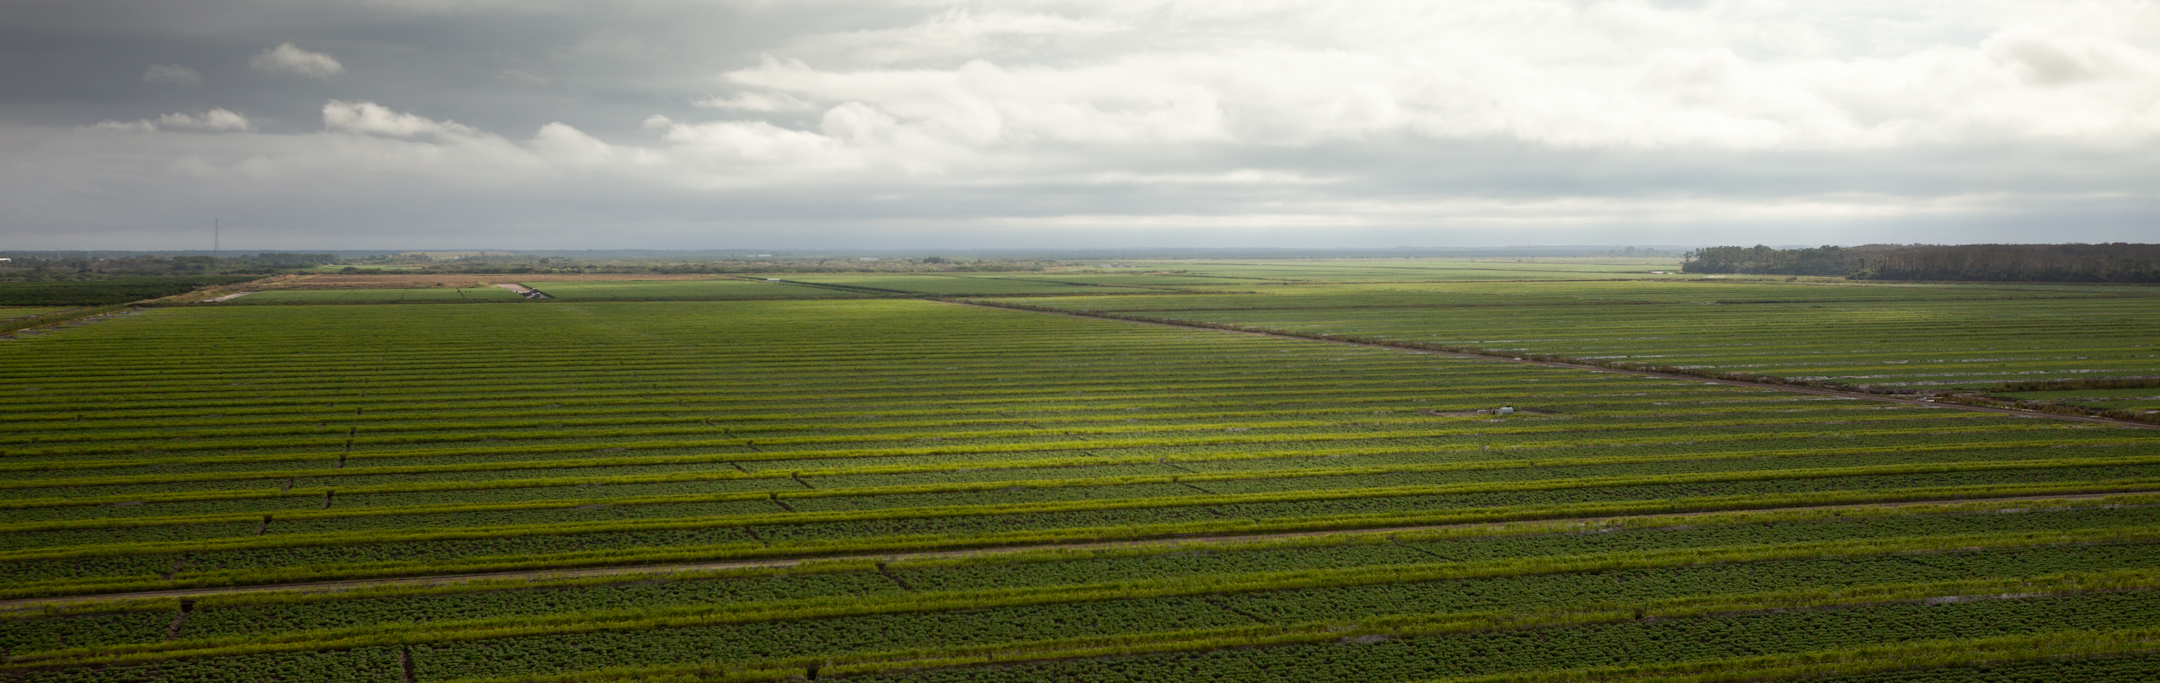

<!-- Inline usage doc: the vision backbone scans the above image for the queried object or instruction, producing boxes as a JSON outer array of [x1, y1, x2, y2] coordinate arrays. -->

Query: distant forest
[[1683, 243, 2160, 283]]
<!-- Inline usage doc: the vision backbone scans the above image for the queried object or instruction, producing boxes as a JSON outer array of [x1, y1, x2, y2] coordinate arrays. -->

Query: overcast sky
[[2, 1, 2155, 251]]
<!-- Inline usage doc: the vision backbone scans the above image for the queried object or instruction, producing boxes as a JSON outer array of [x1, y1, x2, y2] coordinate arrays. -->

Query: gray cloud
[[248, 43, 343, 78], [2, 1, 2156, 250], [140, 63, 202, 85]]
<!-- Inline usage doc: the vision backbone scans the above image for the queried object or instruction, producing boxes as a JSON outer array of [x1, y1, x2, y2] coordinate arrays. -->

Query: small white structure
[[1497, 406, 1515, 415], [765, 278, 782, 282], [858, 257, 880, 262]]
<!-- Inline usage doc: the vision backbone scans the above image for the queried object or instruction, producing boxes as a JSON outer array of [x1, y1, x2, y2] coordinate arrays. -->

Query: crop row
[[3, 440, 2142, 534], [17, 524, 2160, 666], [9, 476, 2159, 599], [17, 563, 2160, 681]]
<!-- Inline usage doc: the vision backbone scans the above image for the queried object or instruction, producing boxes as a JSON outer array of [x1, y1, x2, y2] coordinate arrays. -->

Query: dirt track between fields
[[2, 492, 2149, 611], [954, 300, 2160, 431]]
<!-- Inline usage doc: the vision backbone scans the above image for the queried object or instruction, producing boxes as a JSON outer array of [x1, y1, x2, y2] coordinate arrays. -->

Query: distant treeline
[[1683, 243, 2160, 282], [0, 277, 258, 306]]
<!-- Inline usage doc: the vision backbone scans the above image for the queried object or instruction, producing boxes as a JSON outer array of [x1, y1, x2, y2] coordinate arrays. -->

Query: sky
[[2, 0, 2156, 251]]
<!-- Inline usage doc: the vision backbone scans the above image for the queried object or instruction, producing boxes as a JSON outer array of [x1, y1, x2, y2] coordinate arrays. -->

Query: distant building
[[859, 257, 879, 261]]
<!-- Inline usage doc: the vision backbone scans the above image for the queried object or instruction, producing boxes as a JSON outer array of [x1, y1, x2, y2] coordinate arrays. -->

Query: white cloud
[[16, 1, 2160, 248], [90, 108, 253, 132], [322, 101, 478, 138], [141, 64, 202, 85], [693, 91, 815, 112], [249, 43, 344, 78], [698, 1, 2160, 152]]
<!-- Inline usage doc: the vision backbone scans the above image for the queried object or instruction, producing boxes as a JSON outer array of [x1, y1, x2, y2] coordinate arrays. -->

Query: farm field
[[526, 279, 877, 301], [1102, 258, 1688, 282], [232, 287, 528, 304], [3, 259, 2159, 682], [985, 278, 2160, 398], [776, 273, 1176, 296]]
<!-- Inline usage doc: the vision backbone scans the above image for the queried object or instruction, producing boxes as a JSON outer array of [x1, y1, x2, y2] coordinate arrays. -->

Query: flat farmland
[[1108, 258, 1689, 282], [991, 279, 2160, 392], [233, 288, 528, 304], [776, 273, 1174, 296], [3, 291, 2159, 682], [526, 279, 876, 301]]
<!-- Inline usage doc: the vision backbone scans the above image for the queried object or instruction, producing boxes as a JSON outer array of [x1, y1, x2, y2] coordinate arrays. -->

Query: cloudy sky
[[2, 1, 2155, 250]]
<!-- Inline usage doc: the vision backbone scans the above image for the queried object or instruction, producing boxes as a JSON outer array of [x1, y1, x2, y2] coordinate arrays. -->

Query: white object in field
[[766, 278, 782, 281], [1497, 406, 1514, 415]]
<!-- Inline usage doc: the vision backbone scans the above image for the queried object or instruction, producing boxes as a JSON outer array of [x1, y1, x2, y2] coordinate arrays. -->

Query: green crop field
[[776, 273, 1173, 296], [527, 279, 879, 301], [984, 277, 2160, 402], [5, 259, 2160, 682], [233, 288, 530, 304]]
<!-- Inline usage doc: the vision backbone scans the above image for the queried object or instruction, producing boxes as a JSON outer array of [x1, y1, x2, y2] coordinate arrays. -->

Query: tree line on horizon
[[1682, 243, 2160, 283]]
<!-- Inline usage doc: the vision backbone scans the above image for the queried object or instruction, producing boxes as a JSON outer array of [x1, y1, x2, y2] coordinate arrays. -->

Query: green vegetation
[[983, 277, 2160, 416], [232, 287, 528, 304], [0, 276, 257, 306], [1684, 243, 2160, 282], [3, 258, 2158, 682], [523, 279, 878, 301]]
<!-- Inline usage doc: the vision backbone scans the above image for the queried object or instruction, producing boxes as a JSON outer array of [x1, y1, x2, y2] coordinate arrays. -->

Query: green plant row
[[0, 412, 2023, 485], [0, 359, 1616, 410], [482, 582, 2160, 683], [21, 492, 2142, 619], [8, 426, 2092, 511], [0, 394, 1910, 447], [16, 524, 2160, 669], [1419, 627, 2160, 683], [0, 404, 1989, 461], [3, 438, 2139, 533], [12, 454, 2158, 562], [11, 480, 2159, 601]]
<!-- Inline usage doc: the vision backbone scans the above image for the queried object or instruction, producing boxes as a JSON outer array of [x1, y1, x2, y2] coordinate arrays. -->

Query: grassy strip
[[9, 481, 2160, 600], [2, 440, 2146, 532], [11, 456, 2160, 561], [17, 494, 2145, 618], [14, 527, 2160, 668], [0, 304, 133, 336]]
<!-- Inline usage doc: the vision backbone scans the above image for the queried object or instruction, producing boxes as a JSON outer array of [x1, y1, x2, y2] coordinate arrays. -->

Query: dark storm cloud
[[2, 1, 2156, 249]]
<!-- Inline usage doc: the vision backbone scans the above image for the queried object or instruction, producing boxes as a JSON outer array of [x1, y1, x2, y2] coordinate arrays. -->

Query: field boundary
[[0, 304, 137, 337], [953, 299, 2160, 431], [1, 492, 2140, 611]]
